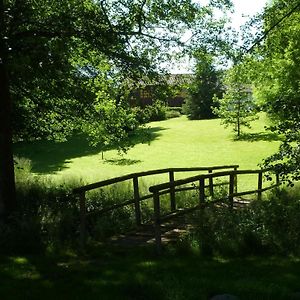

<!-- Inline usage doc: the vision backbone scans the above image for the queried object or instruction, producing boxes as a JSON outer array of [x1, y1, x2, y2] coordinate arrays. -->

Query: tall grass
[[183, 185, 300, 257]]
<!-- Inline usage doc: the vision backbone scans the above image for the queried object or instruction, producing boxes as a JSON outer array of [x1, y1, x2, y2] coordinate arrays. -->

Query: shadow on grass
[[104, 158, 142, 166], [234, 132, 282, 142], [13, 126, 166, 174], [1, 249, 300, 300]]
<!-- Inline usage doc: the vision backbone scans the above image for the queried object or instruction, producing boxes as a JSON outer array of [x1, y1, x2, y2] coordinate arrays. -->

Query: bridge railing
[[148, 168, 280, 253], [73, 165, 239, 247]]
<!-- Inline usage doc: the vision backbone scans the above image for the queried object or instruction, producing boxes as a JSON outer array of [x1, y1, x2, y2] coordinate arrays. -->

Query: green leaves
[[183, 52, 223, 120], [249, 0, 300, 182], [213, 63, 258, 137]]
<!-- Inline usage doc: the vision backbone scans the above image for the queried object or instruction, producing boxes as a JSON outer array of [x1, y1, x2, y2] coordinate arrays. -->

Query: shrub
[[143, 101, 167, 121], [188, 187, 300, 257], [166, 110, 181, 119]]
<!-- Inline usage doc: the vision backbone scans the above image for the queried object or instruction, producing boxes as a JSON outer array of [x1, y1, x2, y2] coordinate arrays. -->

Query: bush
[[144, 100, 167, 121], [188, 188, 300, 257], [165, 107, 182, 119]]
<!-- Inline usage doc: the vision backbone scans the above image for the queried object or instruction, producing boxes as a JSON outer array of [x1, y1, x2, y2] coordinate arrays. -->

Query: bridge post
[[79, 191, 86, 249], [153, 191, 162, 255], [169, 171, 176, 211], [257, 171, 263, 201], [276, 172, 280, 186], [199, 177, 205, 206], [229, 173, 235, 210], [234, 166, 238, 193], [133, 176, 141, 226], [208, 169, 214, 197]]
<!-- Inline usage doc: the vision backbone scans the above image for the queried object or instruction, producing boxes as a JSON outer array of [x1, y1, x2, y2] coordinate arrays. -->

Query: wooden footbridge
[[73, 165, 280, 253]]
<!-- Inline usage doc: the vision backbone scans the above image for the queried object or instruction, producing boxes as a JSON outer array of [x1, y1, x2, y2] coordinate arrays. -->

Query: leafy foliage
[[213, 63, 258, 137], [0, 1, 168, 140], [190, 188, 300, 257], [249, 0, 300, 183], [183, 52, 223, 120], [2, 0, 233, 143]]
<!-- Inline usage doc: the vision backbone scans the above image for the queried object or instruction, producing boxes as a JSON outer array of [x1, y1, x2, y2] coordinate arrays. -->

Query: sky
[[230, 0, 269, 30], [169, 0, 269, 74]]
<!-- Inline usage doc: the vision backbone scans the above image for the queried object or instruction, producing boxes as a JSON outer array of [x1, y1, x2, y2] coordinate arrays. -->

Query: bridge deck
[[109, 198, 250, 248]]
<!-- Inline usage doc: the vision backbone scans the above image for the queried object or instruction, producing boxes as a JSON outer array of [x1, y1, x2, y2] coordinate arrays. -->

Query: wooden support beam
[[199, 177, 205, 206], [229, 174, 235, 210], [208, 169, 214, 197], [234, 166, 238, 193], [257, 171, 263, 201], [169, 171, 176, 211]]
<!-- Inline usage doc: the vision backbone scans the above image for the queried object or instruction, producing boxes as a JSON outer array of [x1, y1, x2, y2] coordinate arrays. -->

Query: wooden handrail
[[149, 167, 279, 254], [73, 164, 239, 250], [149, 168, 274, 193], [73, 164, 280, 253], [73, 165, 239, 193]]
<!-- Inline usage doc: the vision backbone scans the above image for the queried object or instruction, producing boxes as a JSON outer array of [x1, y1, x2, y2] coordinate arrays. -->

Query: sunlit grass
[[14, 113, 280, 191]]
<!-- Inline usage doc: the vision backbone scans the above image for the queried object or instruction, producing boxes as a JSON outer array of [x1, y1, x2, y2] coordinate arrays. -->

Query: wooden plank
[[208, 169, 214, 197], [257, 171, 263, 201], [229, 174, 235, 210], [169, 171, 176, 211], [171, 165, 239, 172], [133, 176, 141, 226], [199, 177, 205, 206], [160, 205, 201, 222], [73, 165, 239, 193], [234, 166, 238, 193], [149, 168, 276, 193], [231, 184, 279, 198]]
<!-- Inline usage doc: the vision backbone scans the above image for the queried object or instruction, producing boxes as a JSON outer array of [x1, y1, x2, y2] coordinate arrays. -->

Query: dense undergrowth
[[185, 188, 300, 257], [2, 157, 300, 258]]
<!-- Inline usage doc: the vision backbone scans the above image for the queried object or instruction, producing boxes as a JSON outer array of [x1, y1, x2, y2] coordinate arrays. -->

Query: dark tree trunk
[[0, 0, 17, 219], [237, 99, 241, 137]]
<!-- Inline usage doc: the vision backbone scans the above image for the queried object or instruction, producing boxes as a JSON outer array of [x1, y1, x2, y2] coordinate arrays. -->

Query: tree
[[0, 0, 16, 218], [0, 0, 233, 218], [249, 0, 300, 183], [183, 51, 223, 119], [213, 63, 258, 137]]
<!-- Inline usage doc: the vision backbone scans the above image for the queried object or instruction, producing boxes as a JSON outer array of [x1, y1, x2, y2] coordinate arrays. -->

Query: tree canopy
[[183, 51, 223, 120], [0, 0, 234, 217], [213, 62, 258, 137], [249, 0, 300, 183]]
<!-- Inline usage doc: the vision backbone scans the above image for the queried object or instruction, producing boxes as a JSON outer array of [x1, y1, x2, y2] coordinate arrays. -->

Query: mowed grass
[[14, 114, 280, 191]]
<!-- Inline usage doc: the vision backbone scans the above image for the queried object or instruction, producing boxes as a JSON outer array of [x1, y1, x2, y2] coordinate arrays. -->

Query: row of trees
[[1, 0, 299, 220], [184, 0, 300, 182], [0, 0, 233, 218]]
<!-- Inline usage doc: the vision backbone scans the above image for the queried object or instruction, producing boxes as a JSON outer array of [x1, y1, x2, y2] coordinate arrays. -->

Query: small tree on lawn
[[213, 64, 258, 137], [183, 51, 223, 120]]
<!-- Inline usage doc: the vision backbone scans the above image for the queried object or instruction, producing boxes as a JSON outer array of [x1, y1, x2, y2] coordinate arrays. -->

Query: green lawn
[[9, 116, 300, 300], [14, 114, 280, 191], [1, 248, 300, 300]]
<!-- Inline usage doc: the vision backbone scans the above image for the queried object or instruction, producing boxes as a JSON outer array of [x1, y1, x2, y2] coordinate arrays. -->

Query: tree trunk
[[237, 99, 241, 137], [0, 0, 17, 219]]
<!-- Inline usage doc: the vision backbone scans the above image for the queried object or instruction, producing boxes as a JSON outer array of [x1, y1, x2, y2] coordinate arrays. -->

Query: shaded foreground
[[1, 248, 300, 300]]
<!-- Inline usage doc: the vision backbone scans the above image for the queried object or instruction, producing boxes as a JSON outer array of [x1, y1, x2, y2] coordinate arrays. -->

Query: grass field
[[14, 114, 280, 191], [9, 116, 300, 300]]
